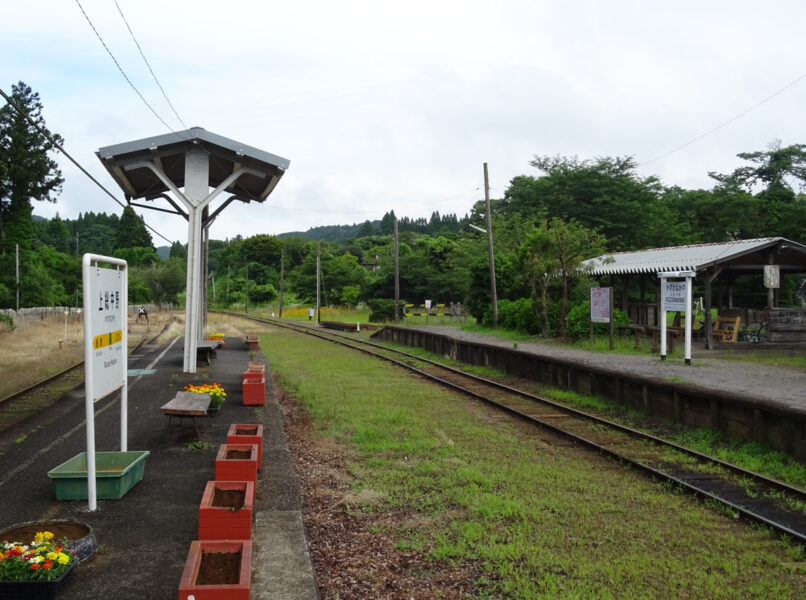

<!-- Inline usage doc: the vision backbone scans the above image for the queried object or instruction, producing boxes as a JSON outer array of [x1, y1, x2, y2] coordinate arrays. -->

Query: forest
[[3, 81, 806, 336]]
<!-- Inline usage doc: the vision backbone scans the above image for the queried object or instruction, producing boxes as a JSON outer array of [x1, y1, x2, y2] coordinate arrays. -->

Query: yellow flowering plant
[[184, 383, 226, 408], [0, 531, 75, 581]]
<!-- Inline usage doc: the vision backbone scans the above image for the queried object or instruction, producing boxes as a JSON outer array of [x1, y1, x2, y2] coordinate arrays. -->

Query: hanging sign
[[590, 287, 611, 323], [763, 265, 780, 289]]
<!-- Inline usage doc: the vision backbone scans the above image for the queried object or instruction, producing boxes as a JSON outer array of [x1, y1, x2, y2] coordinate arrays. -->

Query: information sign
[[87, 266, 126, 400], [663, 281, 688, 313], [590, 287, 611, 323]]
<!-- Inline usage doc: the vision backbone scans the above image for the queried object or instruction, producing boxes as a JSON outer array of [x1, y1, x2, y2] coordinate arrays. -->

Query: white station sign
[[87, 264, 126, 399]]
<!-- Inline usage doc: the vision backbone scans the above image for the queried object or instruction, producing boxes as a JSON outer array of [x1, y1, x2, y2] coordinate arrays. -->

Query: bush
[[0, 312, 15, 332], [566, 300, 631, 340], [368, 298, 397, 322]]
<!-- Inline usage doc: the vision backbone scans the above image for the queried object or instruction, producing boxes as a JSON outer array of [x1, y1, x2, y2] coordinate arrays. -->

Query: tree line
[[3, 80, 805, 336]]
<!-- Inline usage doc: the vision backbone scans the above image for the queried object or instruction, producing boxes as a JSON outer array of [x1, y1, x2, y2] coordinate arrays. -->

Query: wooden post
[[394, 217, 400, 321], [484, 163, 498, 327], [279, 246, 285, 318]]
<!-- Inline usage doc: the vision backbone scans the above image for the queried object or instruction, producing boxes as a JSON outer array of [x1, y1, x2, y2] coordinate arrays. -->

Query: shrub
[[368, 298, 397, 322], [566, 300, 631, 340], [482, 298, 540, 334], [0, 312, 14, 332]]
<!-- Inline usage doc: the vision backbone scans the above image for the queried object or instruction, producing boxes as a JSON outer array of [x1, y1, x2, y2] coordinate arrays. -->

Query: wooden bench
[[160, 391, 211, 441], [713, 316, 741, 343], [194, 339, 223, 365]]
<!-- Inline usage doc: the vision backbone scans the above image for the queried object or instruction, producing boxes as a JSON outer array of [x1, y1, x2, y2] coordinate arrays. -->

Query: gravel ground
[[414, 326, 806, 415]]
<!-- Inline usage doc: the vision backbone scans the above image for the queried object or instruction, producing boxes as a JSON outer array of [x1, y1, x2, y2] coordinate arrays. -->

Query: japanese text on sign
[[664, 281, 687, 312]]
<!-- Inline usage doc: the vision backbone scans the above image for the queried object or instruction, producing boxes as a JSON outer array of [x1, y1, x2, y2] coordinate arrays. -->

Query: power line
[[0, 87, 173, 244], [113, 0, 187, 130], [641, 71, 806, 167], [73, 0, 177, 133]]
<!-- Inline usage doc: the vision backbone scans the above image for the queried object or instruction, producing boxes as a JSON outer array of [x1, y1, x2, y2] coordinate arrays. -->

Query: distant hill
[[278, 221, 381, 242], [156, 246, 171, 260]]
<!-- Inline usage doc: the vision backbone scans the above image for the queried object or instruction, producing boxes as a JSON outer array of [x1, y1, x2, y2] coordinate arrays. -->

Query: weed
[[184, 440, 213, 450]]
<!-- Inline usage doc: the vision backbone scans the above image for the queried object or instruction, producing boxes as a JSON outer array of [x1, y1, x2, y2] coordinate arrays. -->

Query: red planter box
[[226, 424, 263, 470], [178, 540, 251, 600], [198, 480, 254, 541], [215, 444, 258, 484], [247, 361, 265, 374], [242, 375, 265, 406]]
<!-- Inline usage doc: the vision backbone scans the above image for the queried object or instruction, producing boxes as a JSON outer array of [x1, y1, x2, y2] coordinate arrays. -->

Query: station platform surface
[[0, 333, 319, 599], [412, 326, 806, 415]]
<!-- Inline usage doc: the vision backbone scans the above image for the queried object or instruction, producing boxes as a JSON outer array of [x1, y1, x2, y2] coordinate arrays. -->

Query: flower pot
[[241, 375, 265, 406], [226, 424, 263, 470], [47, 451, 149, 500], [214, 444, 258, 484], [0, 521, 96, 563], [198, 481, 254, 541], [178, 540, 251, 600], [0, 562, 74, 600]]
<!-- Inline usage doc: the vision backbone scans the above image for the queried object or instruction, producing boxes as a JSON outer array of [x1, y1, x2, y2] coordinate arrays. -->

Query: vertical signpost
[[83, 254, 128, 511], [590, 287, 614, 350], [658, 271, 695, 365]]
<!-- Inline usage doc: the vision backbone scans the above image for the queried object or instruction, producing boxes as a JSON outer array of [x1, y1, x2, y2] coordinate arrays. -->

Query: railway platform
[[0, 332, 318, 599]]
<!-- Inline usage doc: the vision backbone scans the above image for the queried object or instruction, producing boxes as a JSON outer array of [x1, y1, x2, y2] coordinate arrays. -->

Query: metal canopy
[[97, 127, 289, 209], [96, 127, 289, 373], [583, 237, 806, 276]]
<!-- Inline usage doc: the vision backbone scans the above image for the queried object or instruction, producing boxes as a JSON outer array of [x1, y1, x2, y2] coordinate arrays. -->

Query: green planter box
[[47, 451, 149, 500]]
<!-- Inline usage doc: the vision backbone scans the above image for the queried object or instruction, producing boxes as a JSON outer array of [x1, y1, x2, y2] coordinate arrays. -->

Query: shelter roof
[[583, 237, 806, 276], [96, 127, 289, 203]]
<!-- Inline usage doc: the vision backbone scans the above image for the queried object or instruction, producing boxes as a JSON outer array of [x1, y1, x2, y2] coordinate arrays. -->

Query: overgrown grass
[[264, 328, 806, 599], [719, 352, 806, 370]]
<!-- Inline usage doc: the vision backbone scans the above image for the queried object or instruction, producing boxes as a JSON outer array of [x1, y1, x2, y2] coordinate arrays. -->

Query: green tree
[[0, 81, 64, 253], [115, 206, 153, 250]]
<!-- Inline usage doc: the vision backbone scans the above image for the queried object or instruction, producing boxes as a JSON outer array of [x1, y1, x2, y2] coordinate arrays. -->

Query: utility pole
[[279, 246, 285, 318], [394, 216, 400, 321], [244, 263, 249, 314], [316, 242, 321, 324], [75, 232, 79, 258], [484, 163, 498, 327]]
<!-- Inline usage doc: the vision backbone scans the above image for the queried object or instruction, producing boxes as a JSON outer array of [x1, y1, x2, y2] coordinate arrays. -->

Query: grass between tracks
[[264, 328, 806, 599]]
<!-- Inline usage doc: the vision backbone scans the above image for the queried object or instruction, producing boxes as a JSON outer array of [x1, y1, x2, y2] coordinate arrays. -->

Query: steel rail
[[217, 311, 806, 545]]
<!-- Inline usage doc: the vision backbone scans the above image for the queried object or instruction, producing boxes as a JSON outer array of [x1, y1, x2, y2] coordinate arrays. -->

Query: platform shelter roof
[[96, 126, 289, 204], [583, 237, 806, 276]]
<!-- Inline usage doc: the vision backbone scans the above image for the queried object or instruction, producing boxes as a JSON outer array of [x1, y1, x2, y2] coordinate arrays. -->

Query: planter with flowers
[[184, 383, 226, 415], [0, 530, 76, 599], [205, 332, 226, 346]]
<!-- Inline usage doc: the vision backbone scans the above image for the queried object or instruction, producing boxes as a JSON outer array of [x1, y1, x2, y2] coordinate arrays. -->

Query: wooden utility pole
[[279, 246, 285, 318], [15, 244, 19, 312], [394, 216, 400, 321], [245, 263, 249, 314], [483, 163, 498, 327]]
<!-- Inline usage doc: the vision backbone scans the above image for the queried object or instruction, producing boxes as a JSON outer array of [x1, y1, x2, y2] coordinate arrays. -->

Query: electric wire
[[113, 0, 188, 130], [0, 87, 173, 244], [641, 71, 806, 167], [73, 0, 178, 134]]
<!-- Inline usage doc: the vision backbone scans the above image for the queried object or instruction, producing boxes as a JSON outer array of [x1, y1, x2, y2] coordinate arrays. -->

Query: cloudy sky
[[3, 1, 805, 246]]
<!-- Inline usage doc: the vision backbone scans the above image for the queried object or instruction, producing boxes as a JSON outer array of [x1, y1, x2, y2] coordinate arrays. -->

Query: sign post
[[82, 254, 128, 511], [590, 287, 614, 349], [658, 271, 695, 365]]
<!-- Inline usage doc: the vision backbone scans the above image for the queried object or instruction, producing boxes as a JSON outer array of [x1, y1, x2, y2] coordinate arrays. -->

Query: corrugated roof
[[583, 238, 794, 275]]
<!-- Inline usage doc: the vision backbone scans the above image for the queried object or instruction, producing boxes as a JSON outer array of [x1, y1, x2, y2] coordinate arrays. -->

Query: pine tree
[[115, 205, 154, 250], [0, 81, 64, 253]]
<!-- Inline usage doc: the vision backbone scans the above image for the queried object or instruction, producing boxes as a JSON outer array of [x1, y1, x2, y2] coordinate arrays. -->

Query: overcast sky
[[3, 1, 805, 246]]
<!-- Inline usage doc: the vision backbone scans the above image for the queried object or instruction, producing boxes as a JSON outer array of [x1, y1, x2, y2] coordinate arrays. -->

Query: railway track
[[0, 321, 167, 433], [219, 311, 806, 545]]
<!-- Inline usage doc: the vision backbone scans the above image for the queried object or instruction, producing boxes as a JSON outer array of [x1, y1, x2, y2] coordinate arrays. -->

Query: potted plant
[[0, 530, 77, 599], [184, 383, 226, 415]]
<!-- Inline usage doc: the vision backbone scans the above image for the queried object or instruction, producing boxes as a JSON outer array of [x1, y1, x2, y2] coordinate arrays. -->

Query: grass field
[[263, 327, 806, 599]]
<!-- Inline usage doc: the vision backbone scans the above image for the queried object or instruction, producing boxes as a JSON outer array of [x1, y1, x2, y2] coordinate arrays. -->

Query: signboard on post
[[590, 288, 610, 323], [764, 265, 780, 289], [82, 254, 128, 511], [663, 281, 688, 312]]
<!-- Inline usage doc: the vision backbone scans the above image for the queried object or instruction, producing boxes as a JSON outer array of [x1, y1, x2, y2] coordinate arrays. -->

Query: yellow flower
[[57, 553, 70, 565], [46, 551, 58, 560], [42, 531, 54, 540]]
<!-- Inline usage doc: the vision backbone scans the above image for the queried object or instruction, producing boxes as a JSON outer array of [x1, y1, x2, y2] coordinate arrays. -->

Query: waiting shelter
[[582, 237, 806, 349], [97, 127, 289, 372]]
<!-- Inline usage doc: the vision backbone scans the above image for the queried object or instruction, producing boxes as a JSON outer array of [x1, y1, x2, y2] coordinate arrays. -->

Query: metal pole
[[82, 258, 97, 511], [316, 242, 321, 324], [120, 264, 128, 451], [279, 247, 285, 318], [684, 276, 693, 366], [483, 163, 498, 327], [15, 243, 19, 312], [659, 277, 667, 361], [394, 217, 400, 321]]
